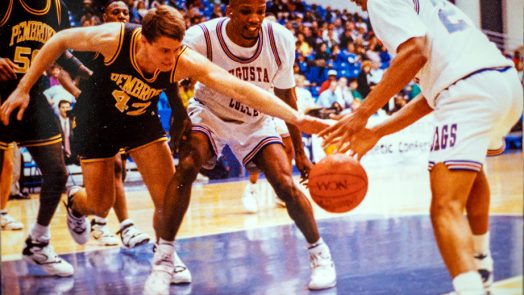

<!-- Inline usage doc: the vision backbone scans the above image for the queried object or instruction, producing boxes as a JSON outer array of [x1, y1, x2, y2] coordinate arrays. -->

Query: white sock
[[157, 238, 175, 254], [473, 232, 490, 256], [30, 223, 51, 243], [93, 216, 107, 224], [308, 237, 325, 250], [452, 271, 484, 293], [119, 219, 133, 229]]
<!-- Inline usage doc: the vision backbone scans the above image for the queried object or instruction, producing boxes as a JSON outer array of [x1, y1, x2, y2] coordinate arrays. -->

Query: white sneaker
[[144, 251, 174, 295], [91, 218, 119, 246], [308, 242, 336, 290], [64, 186, 90, 244], [242, 182, 259, 213], [172, 250, 192, 284], [1, 213, 24, 230], [475, 253, 494, 291], [22, 236, 74, 277], [118, 220, 150, 249]]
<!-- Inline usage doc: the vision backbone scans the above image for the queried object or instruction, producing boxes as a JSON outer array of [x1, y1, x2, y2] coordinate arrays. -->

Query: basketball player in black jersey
[[68, 0, 153, 251], [0, 0, 89, 277]]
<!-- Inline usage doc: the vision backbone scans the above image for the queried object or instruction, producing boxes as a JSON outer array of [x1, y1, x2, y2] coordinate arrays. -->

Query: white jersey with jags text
[[183, 17, 296, 123], [368, 0, 513, 106]]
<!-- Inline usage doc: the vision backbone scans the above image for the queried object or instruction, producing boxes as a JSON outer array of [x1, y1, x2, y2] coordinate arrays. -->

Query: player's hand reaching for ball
[[339, 128, 381, 161], [318, 111, 369, 152], [295, 153, 313, 185]]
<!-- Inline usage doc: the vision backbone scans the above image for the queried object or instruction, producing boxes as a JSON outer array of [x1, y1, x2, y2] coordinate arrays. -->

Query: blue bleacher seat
[[310, 86, 320, 98], [305, 66, 321, 84]]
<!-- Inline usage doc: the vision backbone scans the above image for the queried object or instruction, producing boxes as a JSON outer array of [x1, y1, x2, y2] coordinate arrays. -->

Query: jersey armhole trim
[[171, 45, 188, 83], [198, 24, 213, 61], [104, 23, 125, 66], [268, 23, 282, 68], [0, 0, 14, 27], [55, 0, 61, 26]]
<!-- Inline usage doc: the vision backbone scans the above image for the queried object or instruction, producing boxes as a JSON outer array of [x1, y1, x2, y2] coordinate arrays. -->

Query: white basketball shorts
[[428, 67, 523, 172], [188, 99, 283, 169], [273, 118, 290, 137]]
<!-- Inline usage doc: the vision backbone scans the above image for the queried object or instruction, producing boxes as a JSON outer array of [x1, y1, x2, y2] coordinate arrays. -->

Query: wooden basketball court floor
[[1, 152, 522, 294]]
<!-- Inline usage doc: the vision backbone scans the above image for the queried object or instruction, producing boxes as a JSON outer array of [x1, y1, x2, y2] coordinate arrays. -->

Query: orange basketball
[[308, 154, 368, 213]]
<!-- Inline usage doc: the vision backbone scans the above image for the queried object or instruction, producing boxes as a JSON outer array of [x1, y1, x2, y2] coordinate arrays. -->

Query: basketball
[[308, 154, 368, 213]]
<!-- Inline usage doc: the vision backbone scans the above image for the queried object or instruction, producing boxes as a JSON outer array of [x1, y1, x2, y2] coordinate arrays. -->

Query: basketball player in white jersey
[[153, 0, 336, 292], [239, 14, 303, 213], [321, 0, 522, 294]]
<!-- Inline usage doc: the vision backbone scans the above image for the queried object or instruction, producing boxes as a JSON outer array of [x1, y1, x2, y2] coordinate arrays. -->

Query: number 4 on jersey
[[112, 89, 131, 112]]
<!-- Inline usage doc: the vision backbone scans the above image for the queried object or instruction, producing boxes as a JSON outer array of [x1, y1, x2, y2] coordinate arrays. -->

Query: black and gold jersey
[[0, 0, 70, 99], [77, 23, 185, 123]]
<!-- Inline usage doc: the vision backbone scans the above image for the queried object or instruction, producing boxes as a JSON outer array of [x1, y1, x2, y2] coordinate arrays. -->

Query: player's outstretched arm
[[319, 36, 429, 146], [0, 23, 121, 125], [334, 94, 434, 157], [175, 48, 330, 134]]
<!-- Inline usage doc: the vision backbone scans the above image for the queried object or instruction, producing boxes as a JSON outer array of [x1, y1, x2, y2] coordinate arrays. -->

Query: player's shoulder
[[193, 17, 223, 33], [264, 20, 293, 38], [264, 20, 294, 44], [186, 17, 222, 40]]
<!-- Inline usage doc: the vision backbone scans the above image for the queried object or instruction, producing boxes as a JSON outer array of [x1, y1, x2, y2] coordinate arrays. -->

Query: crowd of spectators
[[60, 0, 523, 119]]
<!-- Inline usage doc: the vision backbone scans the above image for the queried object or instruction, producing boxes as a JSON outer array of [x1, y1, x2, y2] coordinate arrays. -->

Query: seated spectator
[[295, 74, 317, 114], [296, 32, 313, 57], [310, 42, 331, 82], [322, 24, 340, 48], [317, 81, 343, 108], [348, 78, 363, 100], [319, 69, 338, 94], [131, 1, 147, 23], [339, 29, 354, 52], [335, 77, 353, 108], [357, 60, 372, 97], [369, 61, 384, 84]]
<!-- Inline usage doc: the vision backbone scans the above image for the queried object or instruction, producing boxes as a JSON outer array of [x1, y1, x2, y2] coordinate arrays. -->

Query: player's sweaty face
[[229, 0, 266, 40]]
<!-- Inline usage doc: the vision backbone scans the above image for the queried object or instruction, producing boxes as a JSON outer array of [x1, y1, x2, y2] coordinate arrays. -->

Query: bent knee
[[177, 155, 203, 183], [272, 177, 298, 202], [430, 199, 464, 220]]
